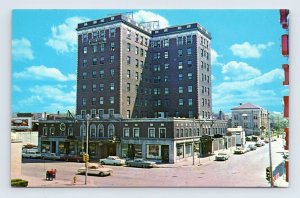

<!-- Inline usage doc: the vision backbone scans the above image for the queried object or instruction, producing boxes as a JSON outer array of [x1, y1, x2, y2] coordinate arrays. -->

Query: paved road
[[20, 138, 286, 187]]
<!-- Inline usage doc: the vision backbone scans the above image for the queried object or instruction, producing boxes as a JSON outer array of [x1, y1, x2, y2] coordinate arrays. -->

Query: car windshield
[[218, 153, 227, 155]]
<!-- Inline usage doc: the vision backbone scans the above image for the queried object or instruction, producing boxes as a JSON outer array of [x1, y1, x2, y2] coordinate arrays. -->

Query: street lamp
[[267, 113, 274, 187], [84, 114, 90, 185]]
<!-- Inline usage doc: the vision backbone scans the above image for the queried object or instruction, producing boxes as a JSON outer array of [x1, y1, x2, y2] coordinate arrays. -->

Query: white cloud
[[230, 42, 274, 58], [13, 85, 21, 92], [13, 65, 76, 82], [211, 49, 222, 65], [222, 61, 261, 81], [12, 38, 34, 60], [46, 16, 89, 53], [133, 10, 170, 29], [213, 68, 283, 112], [29, 85, 76, 104]]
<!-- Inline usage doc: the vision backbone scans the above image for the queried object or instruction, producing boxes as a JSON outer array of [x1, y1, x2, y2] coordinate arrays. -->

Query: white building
[[231, 103, 268, 136]]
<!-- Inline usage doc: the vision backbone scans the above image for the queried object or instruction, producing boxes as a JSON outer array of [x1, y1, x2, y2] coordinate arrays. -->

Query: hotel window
[[82, 98, 86, 106], [83, 59, 87, 67], [208, 88, 210, 95], [99, 70, 104, 78], [187, 35, 192, 44], [127, 29, 131, 39], [99, 97, 104, 105], [178, 86, 183, 94], [110, 42, 115, 51], [164, 51, 169, 59], [140, 36, 144, 44], [99, 84, 104, 91], [133, 128, 140, 138], [43, 127, 48, 136], [188, 73, 193, 80], [92, 71, 96, 78], [188, 111, 193, 118], [100, 30, 105, 38], [92, 58, 97, 65], [92, 98, 96, 105], [135, 72, 139, 80], [126, 83, 131, 92], [110, 97, 114, 104], [178, 74, 183, 81], [83, 46, 88, 54], [93, 45, 97, 53], [187, 48, 192, 56], [83, 34, 88, 42], [127, 96, 131, 105], [207, 64, 210, 72], [178, 61, 183, 70], [92, 84, 96, 92], [93, 31, 98, 39], [127, 43, 131, 51], [82, 84, 86, 91], [135, 33, 139, 42], [110, 83, 115, 91], [202, 98, 204, 106], [164, 63, 169, 70], [68, 128, 73, 136], [110, 28, 116, 37], [108, 124, 115, 137], [123, 128, 130, 138], [110, 55, 115, 63], [50, 127, 55, 136], [177, 37, 183, 45], [126, 110, 130, 118], [208, 99, 210, 107], [98, 109, 104, 118], [135, 59, 139, 67], [100, 57, 104, 64], [163, 39, 169, 47], [188, 86, 193, 93], [164, 88, 169, 95], [127, 56, 131, 64], [179, 99, 183, 106], [81, 110, 86, 119], [148, 128, 155, 138], [178, 49, 183, 57], [109, 109, 114, 118], [207, 76, 210, 83], [127, 70, 131, 78], [82, 72, 87, 79], [140, 48, 144, 57], [188, 99, 193, 106], [145, 38, 148, 46], [100, 43, 105, 52], [187, 60, 192, 67], [110, 69, 115, 76], [159, 128, 166, 138]]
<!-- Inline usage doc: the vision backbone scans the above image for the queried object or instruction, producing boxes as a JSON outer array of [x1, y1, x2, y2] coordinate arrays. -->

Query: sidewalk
[[274, 176, 289, 187]]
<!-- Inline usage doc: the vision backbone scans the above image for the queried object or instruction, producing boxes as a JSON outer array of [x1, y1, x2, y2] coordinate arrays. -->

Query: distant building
[[231, 103, 269, 136]]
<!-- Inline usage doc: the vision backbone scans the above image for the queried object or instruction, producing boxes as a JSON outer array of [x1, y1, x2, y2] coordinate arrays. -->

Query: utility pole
[[268, 113, 274, 187]]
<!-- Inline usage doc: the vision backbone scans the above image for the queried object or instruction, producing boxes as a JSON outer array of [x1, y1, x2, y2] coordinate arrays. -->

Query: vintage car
[[126, 159, 156, 168], [215, 152, 229, 161], [62, 155, 83, 162], [41, 153, 61, 160], [234, 147, 247, 154], [247, 144, 257, 151], [99, 156, 126, 166], [77, 163, 112, 177], [22, 151, 42, 158]]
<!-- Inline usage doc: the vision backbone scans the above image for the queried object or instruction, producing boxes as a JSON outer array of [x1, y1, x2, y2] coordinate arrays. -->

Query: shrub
[[11, 179, 28, 187]]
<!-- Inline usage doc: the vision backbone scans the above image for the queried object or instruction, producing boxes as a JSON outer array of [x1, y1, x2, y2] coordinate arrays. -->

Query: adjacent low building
[[38, 117, 229, 164]]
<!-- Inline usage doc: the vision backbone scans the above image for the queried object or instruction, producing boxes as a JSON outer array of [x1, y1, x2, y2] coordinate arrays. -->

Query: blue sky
[[12, 9, 288, 114]]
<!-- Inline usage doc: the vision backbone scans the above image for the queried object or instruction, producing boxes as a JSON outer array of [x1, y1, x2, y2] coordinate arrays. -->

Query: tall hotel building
[[76, 14, 212, 120]]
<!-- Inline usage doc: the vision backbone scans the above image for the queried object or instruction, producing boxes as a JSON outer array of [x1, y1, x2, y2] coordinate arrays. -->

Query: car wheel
[[113, 163, 117, 166], [100, 161, 105, 165], [99, 172, 104, 177], [127, 164, 130, 167]]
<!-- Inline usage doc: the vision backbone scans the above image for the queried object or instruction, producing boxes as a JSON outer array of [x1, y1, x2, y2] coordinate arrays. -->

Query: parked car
[[41, 153, 61, 160], [215, 152, 229, 161], [247, 144, 257, 151], [62, 155, 83, 162], [22, 151, 42, 158], [77, 163, 112, 177], [126, 159, 156, 168], [99, 156, 126, 166], [234, 147, 246, 154], [255, 141, 263, 147]]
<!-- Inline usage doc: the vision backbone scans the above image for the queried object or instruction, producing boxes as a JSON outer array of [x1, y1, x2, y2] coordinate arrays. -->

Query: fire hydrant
[[73, 176, 77, 184]]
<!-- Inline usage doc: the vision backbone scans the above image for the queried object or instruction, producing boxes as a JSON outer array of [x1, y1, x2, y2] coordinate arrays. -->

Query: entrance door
[[51, 141, 56, 153], [161, 145, 169, 163]]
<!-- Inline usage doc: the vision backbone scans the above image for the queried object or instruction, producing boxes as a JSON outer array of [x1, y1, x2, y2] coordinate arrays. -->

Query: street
[[20, 139, 286, 187]]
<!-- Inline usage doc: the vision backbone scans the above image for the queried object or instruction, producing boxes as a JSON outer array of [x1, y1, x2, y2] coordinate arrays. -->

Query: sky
[[12, 9, 288, 114]]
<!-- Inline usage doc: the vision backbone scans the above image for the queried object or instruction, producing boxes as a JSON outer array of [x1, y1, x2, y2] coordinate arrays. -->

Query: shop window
[[147, 145, 160, 159]]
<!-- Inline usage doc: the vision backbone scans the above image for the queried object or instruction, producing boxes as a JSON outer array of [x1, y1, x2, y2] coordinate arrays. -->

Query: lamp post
[[267, 113, 274, 187], [84, 114, 90, 185], [192, 118, 195, 165], [241, 113, 248, 148]]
